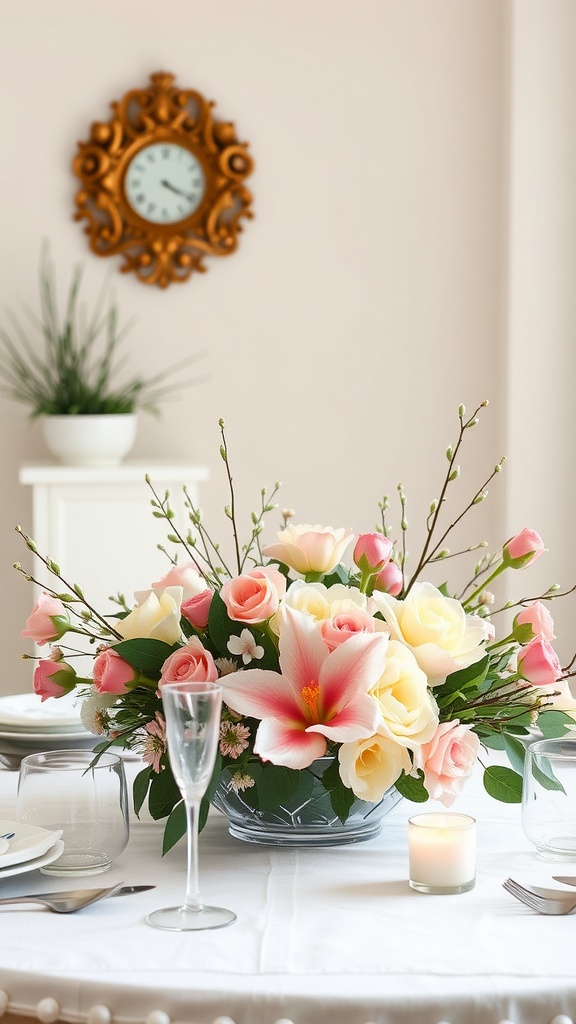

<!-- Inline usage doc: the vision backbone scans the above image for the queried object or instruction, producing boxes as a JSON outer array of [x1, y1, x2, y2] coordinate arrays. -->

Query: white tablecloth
[[1, 758, 575, 1024]]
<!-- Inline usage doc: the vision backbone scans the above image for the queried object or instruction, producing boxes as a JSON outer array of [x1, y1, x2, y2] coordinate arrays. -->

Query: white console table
[[19, 460, 209, 619]]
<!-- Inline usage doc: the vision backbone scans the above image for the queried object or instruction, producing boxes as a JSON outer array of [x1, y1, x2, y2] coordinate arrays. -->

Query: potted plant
[[0, 245, 204, 465]]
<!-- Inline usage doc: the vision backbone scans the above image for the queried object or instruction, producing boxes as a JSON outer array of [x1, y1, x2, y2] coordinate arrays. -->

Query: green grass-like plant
[[0, 245, 204, 416]]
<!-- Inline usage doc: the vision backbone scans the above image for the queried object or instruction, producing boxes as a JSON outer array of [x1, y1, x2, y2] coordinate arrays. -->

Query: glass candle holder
[[522, 737, 576, 859], [408, 812, 476, 894]]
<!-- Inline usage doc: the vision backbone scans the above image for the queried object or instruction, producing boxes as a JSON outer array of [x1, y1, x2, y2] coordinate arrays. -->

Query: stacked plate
[[0, 819, 64, 879], [0, 692, 98, 766]]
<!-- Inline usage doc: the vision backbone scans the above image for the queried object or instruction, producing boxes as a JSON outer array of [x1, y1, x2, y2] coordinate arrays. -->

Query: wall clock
[[72, 71, 254, 287]]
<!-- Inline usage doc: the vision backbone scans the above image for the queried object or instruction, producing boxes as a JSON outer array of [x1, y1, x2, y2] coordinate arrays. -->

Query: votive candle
[[408, 812, 476, 894]]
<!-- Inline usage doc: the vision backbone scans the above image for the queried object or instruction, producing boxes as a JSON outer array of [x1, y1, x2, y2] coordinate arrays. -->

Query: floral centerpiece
[[17, 404, 576, 852]]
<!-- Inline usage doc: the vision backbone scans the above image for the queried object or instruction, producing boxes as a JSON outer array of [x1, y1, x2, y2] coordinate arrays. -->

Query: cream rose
[[370, 640, 438, 749], [372, 583, 490, 685], [338, 732, 411, 802], [116, 586, 183, 645], [262, 524, 354, 575]]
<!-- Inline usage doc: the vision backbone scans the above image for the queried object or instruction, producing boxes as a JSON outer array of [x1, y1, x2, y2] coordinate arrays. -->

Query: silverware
[[553, 876, 576, 887], [503, 877, 576, 915], [0, 883, 155, 913]]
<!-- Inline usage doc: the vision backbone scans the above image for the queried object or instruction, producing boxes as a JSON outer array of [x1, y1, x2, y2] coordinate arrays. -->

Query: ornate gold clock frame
[[72, 71, 254, 287]]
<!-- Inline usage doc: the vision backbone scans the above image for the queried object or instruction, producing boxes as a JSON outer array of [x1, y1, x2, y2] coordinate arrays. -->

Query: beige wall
[[506, 0, 576, 663], [0, 0, 573, 691]]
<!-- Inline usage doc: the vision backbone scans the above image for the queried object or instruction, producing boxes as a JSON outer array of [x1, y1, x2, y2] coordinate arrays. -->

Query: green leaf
[[477, 731, 506, 750], [199, 754, 222, 830], [207, 592, 236, 657], [436, 655, 489, 697], [537, 710, 574, 738], [207, 591, 279, 669], [394, 769, 428, 802], [133, 765, 152, 817], [502, 733, 527, 776], [256, 763, 302, 811], [148, 764, 182, 820], [162, 800, 186, 855], [320, 757, 356, 823], [322, 564, 351, 587], [531, 759, 566, 793], [483, 765, 523, 803], [113, 637, 176, 676]]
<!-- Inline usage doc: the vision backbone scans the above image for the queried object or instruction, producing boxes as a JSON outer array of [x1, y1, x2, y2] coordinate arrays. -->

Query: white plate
[[0, 840, 64, 880], [0, 729, 91, 742], [0, 820, 63, 868], [0, 693, 83, 730]]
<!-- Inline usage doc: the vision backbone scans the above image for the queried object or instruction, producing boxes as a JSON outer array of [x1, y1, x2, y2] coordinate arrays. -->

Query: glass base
[[534, 839, 576, 861], [228, 817, 383, 846], [40, 855, 111, 877], [409, 878, 475, 894], [146, 903, 237, 932]]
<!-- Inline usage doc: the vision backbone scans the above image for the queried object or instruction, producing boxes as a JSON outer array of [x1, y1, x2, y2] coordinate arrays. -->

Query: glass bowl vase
[[212, 756, 403, 847]]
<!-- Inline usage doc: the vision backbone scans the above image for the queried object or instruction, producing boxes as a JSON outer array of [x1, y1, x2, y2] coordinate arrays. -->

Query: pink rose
[[353, 533, 393, 575], [93, 649, 138, 695], [416, 720, 479, 807], [33, 659, 77, 701], [514, 602, 555, 643], [503, 528, 545, 569], [321, 609, 377, 651], [21, 591, 71, 646], [221, 567, 286, 624], [182, 590, 213, 631], [372, 560, 403, 597], [152, 561, 208, 602], [518, 636, 561, 686], [159, 637, 218, 685]]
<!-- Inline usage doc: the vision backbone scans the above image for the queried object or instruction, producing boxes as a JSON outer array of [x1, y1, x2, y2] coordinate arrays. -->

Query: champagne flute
[[146, 681, 236, 931]]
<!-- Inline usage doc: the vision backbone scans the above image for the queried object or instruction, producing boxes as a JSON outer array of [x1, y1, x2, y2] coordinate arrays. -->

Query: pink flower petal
[[308, 692, 382, 743], [319, 631, 389, 715], [221, 669, 303, 723], [254, 718, 327, 769], [277, 607, 329, 699]]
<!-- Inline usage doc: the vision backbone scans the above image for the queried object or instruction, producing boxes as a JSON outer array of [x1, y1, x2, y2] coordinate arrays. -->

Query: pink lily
[[220, 607, 387, 770]]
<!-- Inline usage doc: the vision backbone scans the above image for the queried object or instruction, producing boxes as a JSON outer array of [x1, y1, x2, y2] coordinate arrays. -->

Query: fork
[[0, 882, 125, 913], [502, 878, 576, 915]]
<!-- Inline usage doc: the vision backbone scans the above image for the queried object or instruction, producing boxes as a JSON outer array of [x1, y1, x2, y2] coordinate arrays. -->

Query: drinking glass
[[522, 736, 576, 858], [146, 681, 236, 931], [16, 749, 129, 875]]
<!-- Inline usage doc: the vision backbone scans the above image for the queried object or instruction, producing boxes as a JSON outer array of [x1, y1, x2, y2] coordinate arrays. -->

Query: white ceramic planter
[[40, 414, 138, 467]]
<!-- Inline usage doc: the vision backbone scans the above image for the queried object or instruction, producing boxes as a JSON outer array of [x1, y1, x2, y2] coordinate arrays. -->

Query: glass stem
[[184, 798, 203, 912]]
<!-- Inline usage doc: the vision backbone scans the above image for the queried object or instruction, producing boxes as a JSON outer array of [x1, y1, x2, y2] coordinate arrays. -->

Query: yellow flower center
[[300, 681, 320, 721]]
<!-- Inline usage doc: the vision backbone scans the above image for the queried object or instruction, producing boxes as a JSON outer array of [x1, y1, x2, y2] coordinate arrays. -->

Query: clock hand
[[161, 179, 196, 203]]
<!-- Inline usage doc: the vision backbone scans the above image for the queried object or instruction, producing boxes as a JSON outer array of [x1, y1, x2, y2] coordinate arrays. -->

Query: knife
[[552, 876, 576, 887]]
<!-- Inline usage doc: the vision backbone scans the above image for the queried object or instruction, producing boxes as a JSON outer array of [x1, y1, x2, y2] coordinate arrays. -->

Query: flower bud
[[518, 636, 561, 686], [372, 559, 403, 596], [353, 533, 393, 576], [503, 528, 545, 569]]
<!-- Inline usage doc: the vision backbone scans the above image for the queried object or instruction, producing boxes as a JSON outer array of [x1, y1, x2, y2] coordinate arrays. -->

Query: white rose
[[371, 640, 439, 749], [338, 732, 411, 802], [282, 580, 331, 621], [372, 582, 490, 685], [116, 586, 183, 645]]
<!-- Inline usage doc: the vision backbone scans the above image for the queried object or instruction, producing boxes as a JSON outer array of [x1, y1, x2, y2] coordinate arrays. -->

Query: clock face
[[124, 142, 206, 225]]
